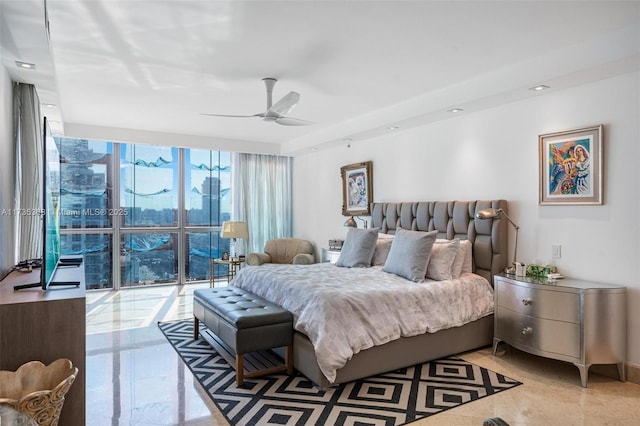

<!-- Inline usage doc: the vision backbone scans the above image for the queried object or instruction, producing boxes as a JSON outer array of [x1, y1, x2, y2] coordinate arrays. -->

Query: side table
[[210, 258, 243, 287], [493, 273, 626, 387], [321, 248, 341, 264]]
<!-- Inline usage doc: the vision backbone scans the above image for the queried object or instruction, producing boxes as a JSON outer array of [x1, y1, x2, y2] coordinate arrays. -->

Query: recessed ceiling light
[[311, 147, 318, 151], [530, 85, 550, 91], [387, 126, 399, 130], [344, 138, 353, 142], [43, 103, 56, 108], [15, 61, 36, 70], [448, 108, 464, 113]]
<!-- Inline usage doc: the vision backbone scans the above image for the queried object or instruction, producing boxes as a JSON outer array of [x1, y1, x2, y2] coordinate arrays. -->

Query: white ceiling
[[2, 1, 639, 156]]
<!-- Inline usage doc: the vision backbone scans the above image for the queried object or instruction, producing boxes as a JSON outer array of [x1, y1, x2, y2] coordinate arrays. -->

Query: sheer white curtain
[[232, 153, 293, 254], [13, 83, 43, 262]]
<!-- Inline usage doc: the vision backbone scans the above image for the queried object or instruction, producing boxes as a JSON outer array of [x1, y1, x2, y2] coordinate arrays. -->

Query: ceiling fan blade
[[275, 116, 314, 126], [266, 92, 300, 117], [201, 79, 313, 126], [200, 113, 258, 118]]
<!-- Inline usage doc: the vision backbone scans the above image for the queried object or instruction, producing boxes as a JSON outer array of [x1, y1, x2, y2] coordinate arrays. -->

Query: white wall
[[293, 71, 640, 366], [0, 65, 15, 278]]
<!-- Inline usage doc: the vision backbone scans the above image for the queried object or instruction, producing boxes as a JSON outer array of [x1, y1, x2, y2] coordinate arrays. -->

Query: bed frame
[[284, 200, 509, 388]]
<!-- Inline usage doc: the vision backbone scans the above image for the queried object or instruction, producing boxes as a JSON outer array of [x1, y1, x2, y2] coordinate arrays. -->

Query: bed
[[232, 200, 508, 388]]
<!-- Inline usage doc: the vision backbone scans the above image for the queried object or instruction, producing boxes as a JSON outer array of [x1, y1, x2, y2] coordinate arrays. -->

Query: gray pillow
[[383, 229, 438, 282], [336, 227, 380, 268]]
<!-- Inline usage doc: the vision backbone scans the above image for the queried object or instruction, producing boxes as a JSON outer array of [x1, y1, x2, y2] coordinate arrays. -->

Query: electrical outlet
[[552, 244, 562, 259]]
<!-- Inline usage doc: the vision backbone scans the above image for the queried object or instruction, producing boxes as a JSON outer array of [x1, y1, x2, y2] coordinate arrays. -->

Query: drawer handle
[[521, 298, 533, 306], [522, 327, 533, 335]]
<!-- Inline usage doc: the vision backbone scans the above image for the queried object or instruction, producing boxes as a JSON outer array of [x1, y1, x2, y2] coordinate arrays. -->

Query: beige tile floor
[[86, 284, 640, 425]]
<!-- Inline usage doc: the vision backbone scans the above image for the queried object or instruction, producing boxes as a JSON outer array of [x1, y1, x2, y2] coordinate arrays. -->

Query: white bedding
[[231, 262, 494, 383]]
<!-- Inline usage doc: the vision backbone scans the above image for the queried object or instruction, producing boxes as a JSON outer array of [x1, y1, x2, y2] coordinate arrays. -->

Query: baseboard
[[626, 362, 640, 385], [591, 362, 640, 385]]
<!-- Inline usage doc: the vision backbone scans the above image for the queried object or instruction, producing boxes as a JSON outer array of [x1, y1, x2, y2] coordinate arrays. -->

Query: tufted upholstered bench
[[193, 286, 294, 385]]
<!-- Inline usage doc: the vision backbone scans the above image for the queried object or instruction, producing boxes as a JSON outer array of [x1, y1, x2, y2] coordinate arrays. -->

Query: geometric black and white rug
[[158, 320, 521, 426]]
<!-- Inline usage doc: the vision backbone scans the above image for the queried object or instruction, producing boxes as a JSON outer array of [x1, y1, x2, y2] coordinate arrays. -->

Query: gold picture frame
[[341, 161, 373, 216], [539, 125, 603, 205]]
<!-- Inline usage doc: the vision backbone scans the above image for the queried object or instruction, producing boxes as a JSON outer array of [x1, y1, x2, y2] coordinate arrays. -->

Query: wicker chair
[[0, 359, 78, 426], [246, 238, 315, 265]]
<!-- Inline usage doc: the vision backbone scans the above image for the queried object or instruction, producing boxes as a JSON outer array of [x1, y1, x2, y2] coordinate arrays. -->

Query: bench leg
[[236, 354, 244, 386], [193, 317, 199, 340], [286, 344, 293, 375], [237, 347, 293, 386]]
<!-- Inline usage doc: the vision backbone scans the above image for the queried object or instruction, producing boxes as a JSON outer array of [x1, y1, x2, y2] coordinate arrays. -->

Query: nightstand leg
[[617, 362, 626, 382], [492, 338, 502, 355], [574, 362, 591, 387]]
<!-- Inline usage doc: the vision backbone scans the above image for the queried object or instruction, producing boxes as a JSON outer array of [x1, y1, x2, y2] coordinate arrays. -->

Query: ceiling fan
[[202, 78, 314, 126]]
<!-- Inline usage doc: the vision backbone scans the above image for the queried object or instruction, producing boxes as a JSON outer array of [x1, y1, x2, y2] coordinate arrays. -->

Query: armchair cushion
[[246, 252, 272, 266], [247, 238, 315, 265], [293, 253, 315, 265]]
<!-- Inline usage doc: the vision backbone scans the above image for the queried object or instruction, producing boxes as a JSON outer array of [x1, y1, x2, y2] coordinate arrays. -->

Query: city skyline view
[[56, 137, 232, 289]]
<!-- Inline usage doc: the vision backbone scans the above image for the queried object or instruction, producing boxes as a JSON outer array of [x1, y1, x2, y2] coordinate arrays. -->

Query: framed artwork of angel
[[539, 125, 603, 205]]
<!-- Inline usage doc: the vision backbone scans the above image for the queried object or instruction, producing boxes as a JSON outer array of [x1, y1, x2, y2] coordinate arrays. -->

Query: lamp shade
[[476, 208, 501, 220], [343, 217, 357, 227], [220, 221, 248, 239]]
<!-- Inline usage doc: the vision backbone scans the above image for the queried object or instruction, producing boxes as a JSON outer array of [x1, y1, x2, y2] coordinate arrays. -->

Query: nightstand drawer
[[495, 306, 581, 359], [321, 248, 341, 264], [495, 280, 580, 324]]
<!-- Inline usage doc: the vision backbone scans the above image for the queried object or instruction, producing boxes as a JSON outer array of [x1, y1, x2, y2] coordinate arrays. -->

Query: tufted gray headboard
[[370, 200, 508, 283]]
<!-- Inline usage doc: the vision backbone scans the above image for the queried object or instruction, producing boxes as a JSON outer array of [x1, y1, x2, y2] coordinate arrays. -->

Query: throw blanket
[[231, 263, 494, 383]]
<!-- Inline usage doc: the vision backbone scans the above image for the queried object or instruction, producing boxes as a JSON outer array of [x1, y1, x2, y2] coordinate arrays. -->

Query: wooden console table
[[0, 262, 86, 425]]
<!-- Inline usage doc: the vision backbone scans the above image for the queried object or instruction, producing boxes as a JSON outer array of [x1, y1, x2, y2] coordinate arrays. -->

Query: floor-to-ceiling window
[[57, 137, 231, 290], [184, 149, 231, 281], [120, 144, 179, 287], [58, 138, 115, 289]]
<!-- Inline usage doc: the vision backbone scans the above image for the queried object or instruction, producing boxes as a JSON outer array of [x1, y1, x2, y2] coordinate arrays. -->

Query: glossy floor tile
[[87, 285, 640, 425], [86, 283, 228, 425]]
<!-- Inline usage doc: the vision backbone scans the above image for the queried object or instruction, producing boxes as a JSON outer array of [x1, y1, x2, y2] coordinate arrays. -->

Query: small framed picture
[[539, 125, 603, 205], [221, 251, 229, 260], [341, 161, 373, 216]]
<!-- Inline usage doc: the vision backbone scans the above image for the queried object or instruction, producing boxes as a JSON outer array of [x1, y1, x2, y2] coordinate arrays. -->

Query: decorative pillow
[[460, 240, 473, 274], [371, 237, 394, 266], [383, 229, 437, 282], [436, 239, 473, 278], [336, 227, 379, 268], [426, 239, 460, 280]]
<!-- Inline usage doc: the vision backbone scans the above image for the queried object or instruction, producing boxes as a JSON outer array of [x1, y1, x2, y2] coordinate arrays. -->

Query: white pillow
[[460, 240, 473, 274], [371, 237, 394, 266], [435, 239, 473, 278], [427, 239, 460, 280]]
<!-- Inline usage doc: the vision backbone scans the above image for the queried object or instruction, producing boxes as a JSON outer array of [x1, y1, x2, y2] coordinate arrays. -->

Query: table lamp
[[476, 208, 519, 272], [343, 216, 368, 228], [220, 221, 248, 259]]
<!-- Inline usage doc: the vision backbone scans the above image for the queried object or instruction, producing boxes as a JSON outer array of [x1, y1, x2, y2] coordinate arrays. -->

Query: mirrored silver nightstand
[[493, 273, 626, 387]]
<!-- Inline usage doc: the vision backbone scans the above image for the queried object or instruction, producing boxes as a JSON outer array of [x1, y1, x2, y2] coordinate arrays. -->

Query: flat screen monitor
[[41, 116, 61, 289]]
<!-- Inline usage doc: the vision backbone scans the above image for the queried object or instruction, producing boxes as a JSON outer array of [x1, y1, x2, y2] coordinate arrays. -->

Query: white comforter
[[231, 262, 494, 383]]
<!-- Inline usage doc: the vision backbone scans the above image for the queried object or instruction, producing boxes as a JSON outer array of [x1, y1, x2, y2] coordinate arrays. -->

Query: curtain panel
[[233, 153, 293, 253], [13, 83, 43, 262]]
